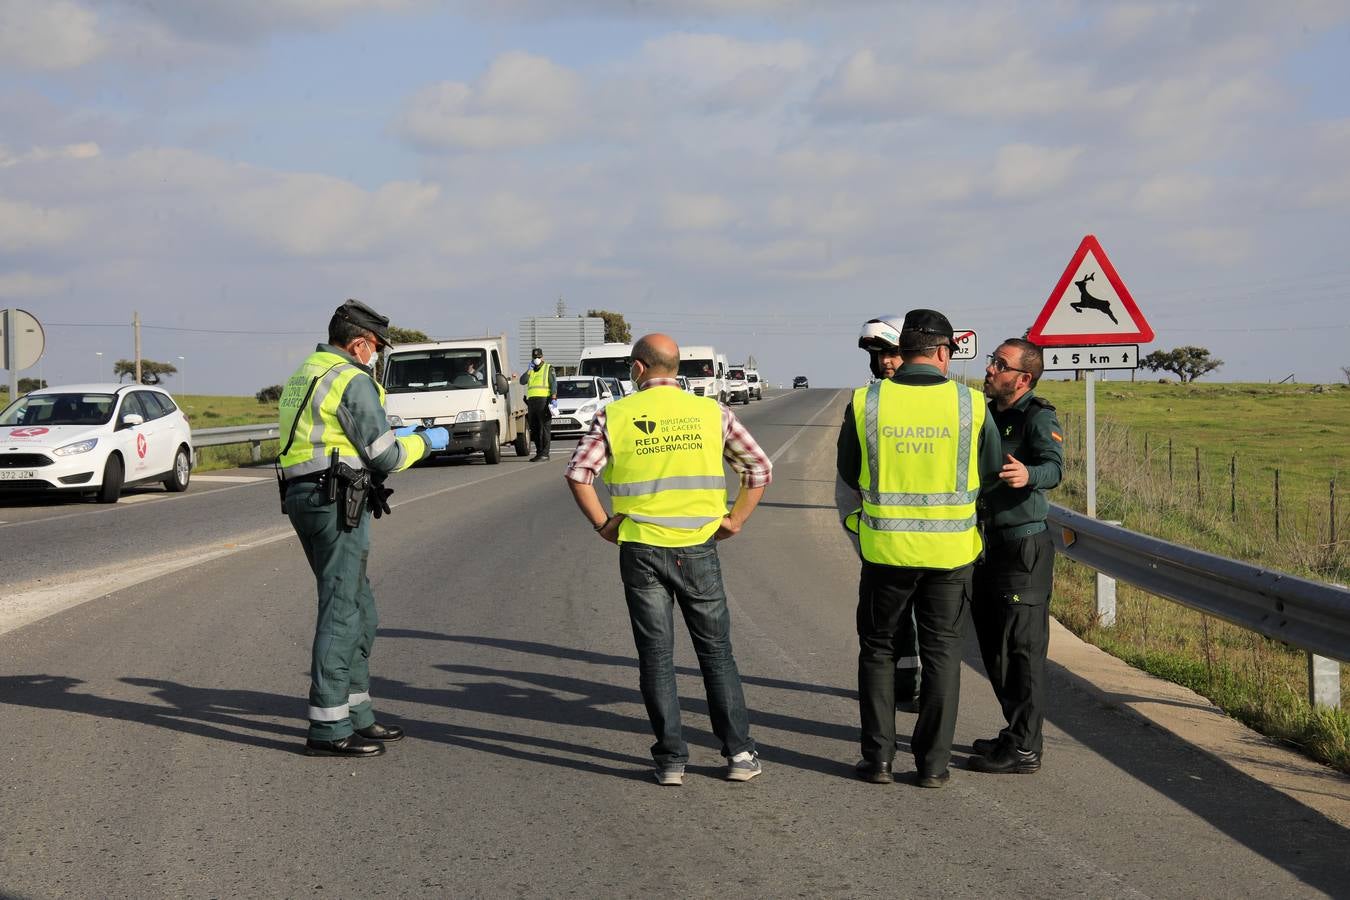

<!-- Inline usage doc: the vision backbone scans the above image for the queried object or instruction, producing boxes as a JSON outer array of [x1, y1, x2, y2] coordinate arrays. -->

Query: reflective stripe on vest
[[278, 351, 385, 478], [602, 386, 726, 547], [853, 379, 984, 569], [526, 363, 553, 398]]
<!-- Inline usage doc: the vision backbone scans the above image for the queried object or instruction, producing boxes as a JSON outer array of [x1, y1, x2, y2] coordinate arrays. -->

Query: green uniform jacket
[[980, 389, 1063, 540]]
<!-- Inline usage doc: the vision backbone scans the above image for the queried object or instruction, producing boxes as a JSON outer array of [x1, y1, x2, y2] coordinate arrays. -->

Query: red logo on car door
[[137, 433, 148, 458], [8, 427, 49, 438]]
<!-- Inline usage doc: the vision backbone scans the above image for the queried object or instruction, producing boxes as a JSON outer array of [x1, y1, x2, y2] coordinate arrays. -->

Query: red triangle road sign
[[1027, 235, 1153, 346]]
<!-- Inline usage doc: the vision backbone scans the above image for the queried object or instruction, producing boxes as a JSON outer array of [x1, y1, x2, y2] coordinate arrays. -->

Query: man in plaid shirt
[[565, 333, 772, 786]]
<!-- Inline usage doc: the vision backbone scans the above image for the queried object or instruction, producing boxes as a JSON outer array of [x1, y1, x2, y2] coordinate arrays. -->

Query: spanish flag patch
[[1050, 431, 1063, 442]]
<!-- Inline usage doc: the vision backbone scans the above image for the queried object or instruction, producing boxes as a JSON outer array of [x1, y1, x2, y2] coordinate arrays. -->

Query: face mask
[[354, 340, 376, 367], [532, 357, 542, 367]]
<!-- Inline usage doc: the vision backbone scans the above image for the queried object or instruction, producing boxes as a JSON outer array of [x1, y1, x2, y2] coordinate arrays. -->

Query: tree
[[387, 325, 429, 344], [1141, 346, 1224, 383], [586, 309, 631, 344], [1341, 366, 1349, 385], [113, 358, 178, 385], [256, 385, 284, 404], [18, 377, 47, 392]]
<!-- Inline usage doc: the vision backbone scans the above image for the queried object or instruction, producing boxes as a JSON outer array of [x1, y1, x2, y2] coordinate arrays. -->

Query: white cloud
[[0, 143, 101, 168], [0, 0, 103, 70], [399, 52, 585, 151], [0, 271, 66, 298], [0, 196, 84, 250], [661, 192, 737, 231], [639, 32, 813, 110], [992, 144, 1084, 200]]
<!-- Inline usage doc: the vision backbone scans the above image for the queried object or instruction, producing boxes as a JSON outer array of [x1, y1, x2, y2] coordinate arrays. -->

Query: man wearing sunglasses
[[969, 339, 1063, 775], [838, 309, 1003, 788]]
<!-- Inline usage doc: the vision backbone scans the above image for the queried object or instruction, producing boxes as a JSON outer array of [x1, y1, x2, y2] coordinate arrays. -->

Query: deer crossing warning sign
[[1027, 235, 1153, 346]]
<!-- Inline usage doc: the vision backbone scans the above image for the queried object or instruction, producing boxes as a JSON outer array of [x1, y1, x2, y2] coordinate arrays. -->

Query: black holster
[[335, 461, 370, 531]]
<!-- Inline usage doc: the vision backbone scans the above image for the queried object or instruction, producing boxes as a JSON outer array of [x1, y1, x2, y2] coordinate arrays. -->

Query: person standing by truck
[[520, 346, 556, 461]]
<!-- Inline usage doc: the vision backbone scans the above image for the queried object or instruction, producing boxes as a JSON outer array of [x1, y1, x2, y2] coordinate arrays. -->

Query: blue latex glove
[[393, 425, 419, 437], [549, 400, 559, 415], [423, 426, 450, 451]]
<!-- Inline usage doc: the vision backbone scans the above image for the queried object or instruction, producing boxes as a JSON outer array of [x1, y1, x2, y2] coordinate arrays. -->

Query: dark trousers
[[619, 539, 753, 765], [526, 397, 552, 457], [857, 560, 972, 777], [894, 607, 920, 702], [972, 529, 1055, 754], [285, 483, 378, 741]]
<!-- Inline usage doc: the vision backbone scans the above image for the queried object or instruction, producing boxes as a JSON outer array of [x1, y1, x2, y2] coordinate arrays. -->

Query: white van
[[578, 343, 634, 394], [725, 364, 750, 405], [381, 334, 529, 464], [679, 345, 725, 402]]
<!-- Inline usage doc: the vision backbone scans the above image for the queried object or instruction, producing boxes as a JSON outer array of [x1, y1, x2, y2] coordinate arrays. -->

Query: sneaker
[[654, 763, 685, 786], [726, 751, 762, 782]]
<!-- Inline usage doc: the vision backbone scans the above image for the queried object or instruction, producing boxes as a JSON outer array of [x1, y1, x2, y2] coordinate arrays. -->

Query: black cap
[[532, 347, 543, 357], [901, 308, 954, 340], [335, 299, 391, 347]]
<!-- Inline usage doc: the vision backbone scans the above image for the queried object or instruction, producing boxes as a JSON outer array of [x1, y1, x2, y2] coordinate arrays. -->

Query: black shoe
[[539, 454, 550, 460], [355, 722, 404, 742], [304, 735, 385, 758], [895, 698, 920, 714], [971, 737, 1000, 756], [916, 770, 950, 788], [529, 455, 542, 462], [854, 759, 893, 784], [969, 745, 1041, 774]]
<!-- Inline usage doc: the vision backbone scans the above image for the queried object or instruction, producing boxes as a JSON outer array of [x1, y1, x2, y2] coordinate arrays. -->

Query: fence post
[[251, 440, 263, 463], [1275, 469, 1281, 540], [1331, 479, 1338, 546], [1168, 438, 1174, 484], [1096, 520, 1122, 627], [1230, 454, 1236, 522], [1195, 446, 1201, 504], [1308, 654, 1342, 709]]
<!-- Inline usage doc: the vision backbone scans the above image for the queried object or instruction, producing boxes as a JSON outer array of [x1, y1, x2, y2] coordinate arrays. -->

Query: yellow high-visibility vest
[[526, 363, 553, 398], [849, 379, 984, 569], [277, 350, 418, 478], [603, 386, 726, 547]]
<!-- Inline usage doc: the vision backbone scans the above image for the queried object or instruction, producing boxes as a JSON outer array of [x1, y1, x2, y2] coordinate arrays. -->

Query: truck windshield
[[728, 369, 745, 380], [0, 393, 116, 427], [579, 357, 629, 380], [384, 350, 488, 392], [678, 358, 715, 378], [557, 380, 598, 400]]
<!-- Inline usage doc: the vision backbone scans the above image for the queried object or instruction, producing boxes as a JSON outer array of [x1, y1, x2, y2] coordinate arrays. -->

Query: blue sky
[[2, 0, 1349, 392]]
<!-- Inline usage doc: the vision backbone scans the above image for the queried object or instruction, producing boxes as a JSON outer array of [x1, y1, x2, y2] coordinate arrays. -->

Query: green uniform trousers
[[285, 482, 378, 741], [972, 529, 1055, 754]]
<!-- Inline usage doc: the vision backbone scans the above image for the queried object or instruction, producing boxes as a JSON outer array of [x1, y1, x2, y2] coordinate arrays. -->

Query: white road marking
[[117, 494, 163, 504], [192, 474, 269, 483]]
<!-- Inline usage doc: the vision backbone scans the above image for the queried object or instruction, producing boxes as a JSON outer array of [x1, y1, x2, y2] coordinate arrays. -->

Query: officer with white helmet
[[856, 316, 921, 713]]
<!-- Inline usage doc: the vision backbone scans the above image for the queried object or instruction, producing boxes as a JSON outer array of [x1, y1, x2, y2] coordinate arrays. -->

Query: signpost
[[951, 329, 977, 361], [1, 308, 46, 401]]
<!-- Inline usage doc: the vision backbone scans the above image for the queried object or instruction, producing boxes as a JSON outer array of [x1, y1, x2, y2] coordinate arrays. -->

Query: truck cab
[[678, 345, 725, 403], [578, 343, 634, 395], [380, 335, 529, 464]]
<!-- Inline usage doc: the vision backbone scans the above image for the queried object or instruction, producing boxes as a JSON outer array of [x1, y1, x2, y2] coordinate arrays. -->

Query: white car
[[550, 376, 617, 437], [0, 383, 193, 503], [725, 366, 751, 405], [745, 368, 762, 400]]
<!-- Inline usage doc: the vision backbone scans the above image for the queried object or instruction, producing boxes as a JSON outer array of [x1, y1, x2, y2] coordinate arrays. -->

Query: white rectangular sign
[[1042, 344, 1138, 371], [951, 329, 977, 361]]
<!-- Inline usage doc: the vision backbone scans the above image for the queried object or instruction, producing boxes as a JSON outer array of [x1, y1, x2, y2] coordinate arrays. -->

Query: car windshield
[[557, 380, 598, 400], [728, 369, 745, 380], [678, 358, 715, 378], [384, 349, 487, 392], [747, 374, 759, 382], [0, 393, 117, 427], [579, 357, 629, 380]]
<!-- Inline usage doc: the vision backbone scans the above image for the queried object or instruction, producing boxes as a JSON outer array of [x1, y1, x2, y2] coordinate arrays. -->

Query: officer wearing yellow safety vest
[[564, 333, 773, 786], [838, 309, 1002, 788], [278, 299, 449, 758], [518, 346, 557, 461]]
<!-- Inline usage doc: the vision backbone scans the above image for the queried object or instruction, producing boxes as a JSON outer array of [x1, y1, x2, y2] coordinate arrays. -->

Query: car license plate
[[0, 469, 37, 480]]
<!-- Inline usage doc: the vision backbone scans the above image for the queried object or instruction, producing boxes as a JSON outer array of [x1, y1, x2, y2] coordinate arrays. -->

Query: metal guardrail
[[1048, 503, 1349, 706], [192, 423, 280, 461]]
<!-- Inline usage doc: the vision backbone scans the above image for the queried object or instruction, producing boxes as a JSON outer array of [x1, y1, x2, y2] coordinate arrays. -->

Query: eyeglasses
[[986, 353, 1027, 374]]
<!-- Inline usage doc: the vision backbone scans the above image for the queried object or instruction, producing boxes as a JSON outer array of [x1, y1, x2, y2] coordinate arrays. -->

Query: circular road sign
[[1, 308, 46, 371]]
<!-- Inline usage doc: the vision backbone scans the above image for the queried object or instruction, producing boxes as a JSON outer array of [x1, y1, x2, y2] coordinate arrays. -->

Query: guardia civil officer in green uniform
[[969, 338, 1063, 774], [278, 299, 450, 758], [519, 346, 557, 461], [838, 309, 1002, 787]]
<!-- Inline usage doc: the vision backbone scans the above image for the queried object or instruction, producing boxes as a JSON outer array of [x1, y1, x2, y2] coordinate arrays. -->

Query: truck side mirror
[[493, 373, 509, 395]]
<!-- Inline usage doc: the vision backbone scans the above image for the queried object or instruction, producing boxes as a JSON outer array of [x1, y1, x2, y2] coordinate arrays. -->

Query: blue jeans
[[619, 539, 754, 766]]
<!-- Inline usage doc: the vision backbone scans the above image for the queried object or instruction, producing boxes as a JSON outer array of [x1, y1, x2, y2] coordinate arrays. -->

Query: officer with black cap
[[277, 299, 450, 757], [518, 346, 557, 461], [837, 308, 1003, 787]]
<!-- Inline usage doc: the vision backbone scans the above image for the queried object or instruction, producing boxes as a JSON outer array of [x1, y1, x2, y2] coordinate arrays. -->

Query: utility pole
[[134, 311, 142, 384], [555, 297, 566, 318]]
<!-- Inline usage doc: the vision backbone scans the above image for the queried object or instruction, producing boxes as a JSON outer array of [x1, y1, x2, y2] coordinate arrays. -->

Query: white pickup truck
[[380, 334, 529, 464]]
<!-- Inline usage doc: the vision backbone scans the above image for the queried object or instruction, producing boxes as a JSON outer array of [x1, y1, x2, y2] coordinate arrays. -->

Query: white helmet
[[858, 315, 904, 351]]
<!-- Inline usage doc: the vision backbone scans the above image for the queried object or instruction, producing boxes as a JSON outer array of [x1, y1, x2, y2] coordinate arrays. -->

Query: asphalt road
[[2, 389, 1346, 898]]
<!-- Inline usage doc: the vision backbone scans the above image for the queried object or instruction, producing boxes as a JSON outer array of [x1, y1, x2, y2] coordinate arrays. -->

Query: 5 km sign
[[1042, 344, 1138, 371]]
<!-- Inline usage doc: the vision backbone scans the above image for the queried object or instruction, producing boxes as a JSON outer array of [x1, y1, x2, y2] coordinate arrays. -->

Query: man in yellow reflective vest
[[518, 346, 557, 461], [838, 309, 1002, 787], [564, 333, 773, 786], [278, 299, 449, 758]]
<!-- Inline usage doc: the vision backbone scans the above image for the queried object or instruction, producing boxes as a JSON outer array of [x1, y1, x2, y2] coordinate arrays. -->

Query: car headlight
[[387, 415, 405, 427], [455, 409, 486, 423], [54, 438, 99, 456], [576, 402, 597, 416]]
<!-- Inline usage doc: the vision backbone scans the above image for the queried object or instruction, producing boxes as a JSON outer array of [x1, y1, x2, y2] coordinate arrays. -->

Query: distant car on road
[[550, 376, 617, 438], [745, 368, 762, 400], [792, 376, 809, 389], [0, 383, 193, 503]]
